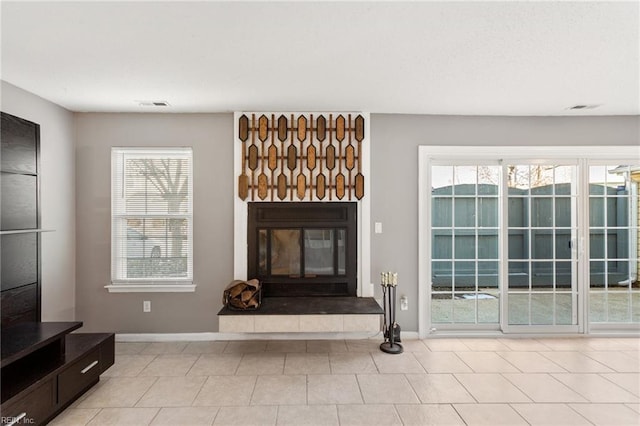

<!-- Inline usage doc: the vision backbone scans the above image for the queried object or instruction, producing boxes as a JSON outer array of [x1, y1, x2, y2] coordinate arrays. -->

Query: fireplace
[[247, 202, 357, 297]]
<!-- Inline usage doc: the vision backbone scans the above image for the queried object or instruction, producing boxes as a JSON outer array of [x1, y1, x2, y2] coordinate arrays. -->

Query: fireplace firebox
[[248, 202, 357, 297]]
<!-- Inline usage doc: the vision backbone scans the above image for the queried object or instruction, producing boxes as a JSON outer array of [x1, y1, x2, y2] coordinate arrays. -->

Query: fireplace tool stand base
[[380, 341, 403, 354]]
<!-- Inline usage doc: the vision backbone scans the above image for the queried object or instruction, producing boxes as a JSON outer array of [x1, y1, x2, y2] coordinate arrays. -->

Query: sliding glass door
[[505, 164, 578, 331], [430, 164, 500, 328], [420, 147, 639, 335], [588, 165, 639, 327]]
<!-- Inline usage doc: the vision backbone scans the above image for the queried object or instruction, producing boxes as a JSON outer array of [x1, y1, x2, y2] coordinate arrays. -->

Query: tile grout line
[[145, 407, 162, 426], [402, 373, 422, 405], [447, 403, 468, 425], [247, 375, 259, 406], [506, 402, 542, 425], [274, 405, 280, 426], [391, 403, 404, 425], [452, 373, 481, 404], [186, 375, 209, 411], [333, 404, 341, 426], [536, 350, 575, 373], [131, 376, 160, 408], [209, 406, 221, 426], [564, 402, 598, 425], [234, 353, 245, 375], [497, 372, 534, 404], [354, 374, 367, 405], [183, 353, 201, 376], [581, 349, 635, 372], [595, 371, 640, 397], [190, 374, 212, 409], [87, 408, 102, 426], [547, 373, 604, 403], [494, 350, 526, 374], [452, 350, 476, 373]]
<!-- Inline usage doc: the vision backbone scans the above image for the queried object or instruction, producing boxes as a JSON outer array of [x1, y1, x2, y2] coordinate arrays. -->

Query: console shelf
[[1, 322, 80, 368], [1, 321, 114, 425]]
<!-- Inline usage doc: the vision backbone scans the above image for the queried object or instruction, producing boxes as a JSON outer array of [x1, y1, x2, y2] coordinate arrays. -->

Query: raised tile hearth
[[218, 297, 383, 333]]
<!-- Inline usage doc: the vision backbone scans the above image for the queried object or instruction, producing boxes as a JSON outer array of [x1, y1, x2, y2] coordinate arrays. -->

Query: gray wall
[[75, 113, 233, 333], [74, 113, 639, 333], [4, 82, 637, 334], [370, 114, 640, 331], [1, 81, 77, 321]]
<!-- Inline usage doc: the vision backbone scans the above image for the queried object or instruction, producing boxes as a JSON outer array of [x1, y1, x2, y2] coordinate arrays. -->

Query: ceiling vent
[[137, 100, 170, 107], [567, 104, 600, 110]]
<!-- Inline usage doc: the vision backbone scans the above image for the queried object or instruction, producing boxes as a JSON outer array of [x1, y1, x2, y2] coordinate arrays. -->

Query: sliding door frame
[[418, 146, 640, 338]]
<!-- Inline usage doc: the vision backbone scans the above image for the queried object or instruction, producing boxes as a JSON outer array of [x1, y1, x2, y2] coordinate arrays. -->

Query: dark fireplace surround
[[248, 202, 357, 297]]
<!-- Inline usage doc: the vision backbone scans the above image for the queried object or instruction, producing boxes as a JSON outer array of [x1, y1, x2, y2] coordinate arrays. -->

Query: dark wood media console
[[1, 322, 114, 425], [1, 114, 115, 425]]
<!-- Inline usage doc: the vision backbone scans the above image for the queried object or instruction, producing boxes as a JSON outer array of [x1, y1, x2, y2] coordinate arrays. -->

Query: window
[[107, 148, 194, 292]]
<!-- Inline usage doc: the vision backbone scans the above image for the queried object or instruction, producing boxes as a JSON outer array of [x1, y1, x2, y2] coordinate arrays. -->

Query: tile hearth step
[[218, 297, 383, 333]]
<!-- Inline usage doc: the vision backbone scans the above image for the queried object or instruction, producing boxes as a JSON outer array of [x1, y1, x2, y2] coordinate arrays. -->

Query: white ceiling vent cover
[[137, 100, 170, 107], [567, 104, 600, 110]]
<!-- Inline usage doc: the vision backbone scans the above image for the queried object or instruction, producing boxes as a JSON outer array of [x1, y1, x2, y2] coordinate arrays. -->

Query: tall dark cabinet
[[1, 112, 41, 327], [0, 112, 115, 425]]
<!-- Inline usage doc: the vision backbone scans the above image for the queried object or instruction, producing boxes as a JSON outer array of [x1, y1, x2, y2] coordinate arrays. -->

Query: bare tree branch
[[127, 157, 189, 258]]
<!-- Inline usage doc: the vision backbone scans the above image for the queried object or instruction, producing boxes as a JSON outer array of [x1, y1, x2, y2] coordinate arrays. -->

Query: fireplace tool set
[[379, 272, 403, 354]]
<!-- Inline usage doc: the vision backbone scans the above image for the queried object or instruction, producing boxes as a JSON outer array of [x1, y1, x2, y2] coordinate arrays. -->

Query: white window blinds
[[111, 148, 193, 286]]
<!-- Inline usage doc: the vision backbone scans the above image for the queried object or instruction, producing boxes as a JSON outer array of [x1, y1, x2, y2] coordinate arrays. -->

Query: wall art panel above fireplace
[[237, 113, 366, 202]]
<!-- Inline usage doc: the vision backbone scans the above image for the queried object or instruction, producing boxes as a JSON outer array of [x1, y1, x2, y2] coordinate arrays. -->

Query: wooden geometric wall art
[[237, 113, 366, 201]]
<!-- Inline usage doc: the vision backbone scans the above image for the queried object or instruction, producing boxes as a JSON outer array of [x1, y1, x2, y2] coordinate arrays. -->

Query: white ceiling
[[1, 1, 638, 115]]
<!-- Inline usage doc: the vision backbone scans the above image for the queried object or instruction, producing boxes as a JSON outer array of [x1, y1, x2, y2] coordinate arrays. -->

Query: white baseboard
[[114, 330, 421, 342], [115, 331, 388, 342], [400, 331, 419, 340], [114, 330, 635, 342], [116, 333, 219, 342]]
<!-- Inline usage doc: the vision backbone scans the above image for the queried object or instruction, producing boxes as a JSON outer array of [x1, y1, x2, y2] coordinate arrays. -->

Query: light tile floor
[[51, 337, 640, 425]]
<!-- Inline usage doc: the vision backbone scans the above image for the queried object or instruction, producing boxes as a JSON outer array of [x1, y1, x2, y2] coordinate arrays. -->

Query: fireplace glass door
[[258, 229, 346, 277], [259, 229, 300, 276], [249, 203, 357, 297]]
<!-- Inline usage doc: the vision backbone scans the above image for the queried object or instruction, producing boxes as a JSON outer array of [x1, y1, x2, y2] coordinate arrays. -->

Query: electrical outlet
[[400, 295, 408, 311], [143, 300, 151, 313]]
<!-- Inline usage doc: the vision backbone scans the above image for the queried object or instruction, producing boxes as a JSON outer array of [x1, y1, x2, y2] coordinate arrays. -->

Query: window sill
[[105, 284, 196, 293]]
